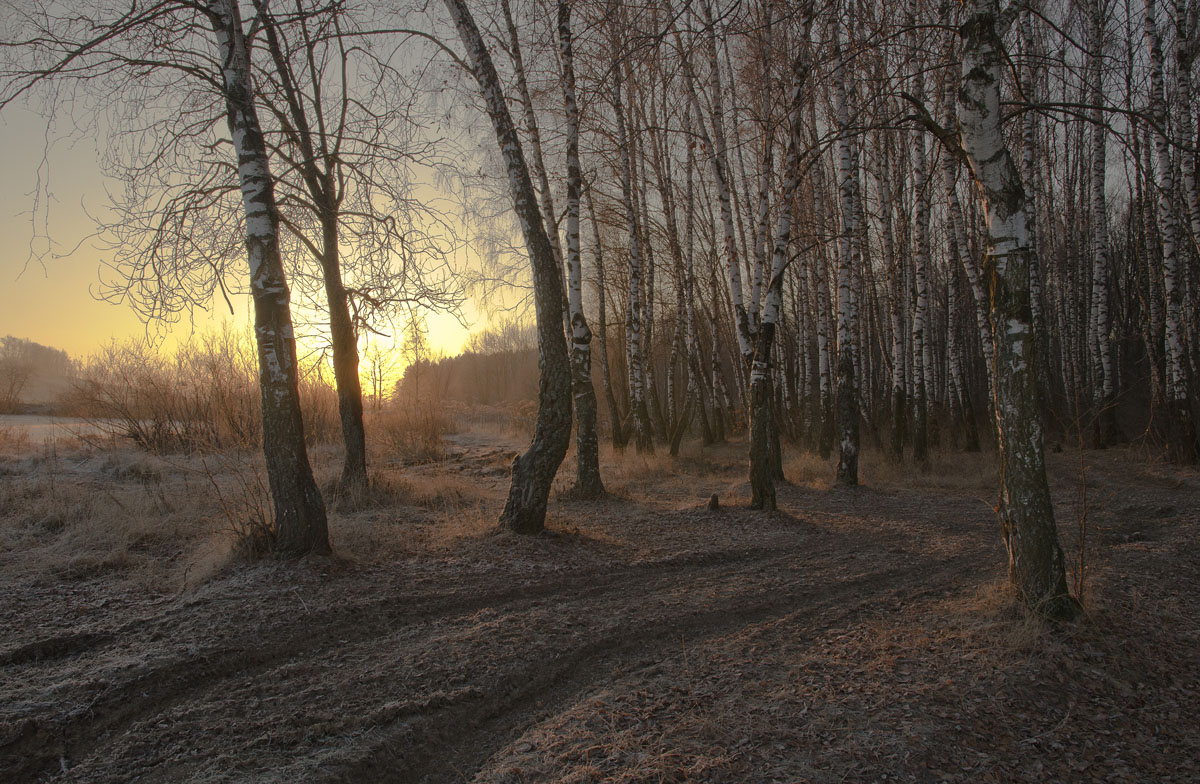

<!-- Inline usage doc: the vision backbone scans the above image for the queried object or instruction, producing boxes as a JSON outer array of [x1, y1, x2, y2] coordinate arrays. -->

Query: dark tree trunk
[[748, 323, 778, 511], [319, 211, 369, 501], [585, 185, 628, 451], [254, 4, 368, 502]]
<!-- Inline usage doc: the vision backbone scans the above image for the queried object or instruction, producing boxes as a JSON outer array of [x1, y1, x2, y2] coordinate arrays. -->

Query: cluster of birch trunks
[[452, 0, 1197, 617], [5, 0, 1198, 618], [544, 0, 1199, 472]]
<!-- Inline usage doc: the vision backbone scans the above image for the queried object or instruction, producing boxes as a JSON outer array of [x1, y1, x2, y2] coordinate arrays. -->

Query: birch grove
[[5, 0, 1200, 613]]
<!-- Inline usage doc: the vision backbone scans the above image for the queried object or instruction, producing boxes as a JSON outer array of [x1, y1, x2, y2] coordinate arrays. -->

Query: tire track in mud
[[315, 550, 987, 784], [2, 531, 868, 781], [4, 492, 992, 784]]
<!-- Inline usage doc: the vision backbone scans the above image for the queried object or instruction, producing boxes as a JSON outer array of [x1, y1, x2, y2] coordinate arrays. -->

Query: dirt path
[[1, 435, 1197, 783]]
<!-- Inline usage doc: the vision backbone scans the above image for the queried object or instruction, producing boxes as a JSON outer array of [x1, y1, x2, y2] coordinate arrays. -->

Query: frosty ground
[[1, 421, 1197, 783]]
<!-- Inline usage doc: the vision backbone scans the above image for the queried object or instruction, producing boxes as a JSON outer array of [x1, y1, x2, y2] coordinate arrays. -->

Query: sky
[[0, 103, 474, 372]]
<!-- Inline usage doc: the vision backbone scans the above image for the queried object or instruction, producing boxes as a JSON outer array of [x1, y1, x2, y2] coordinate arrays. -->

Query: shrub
[[370, 405, 451, 464]]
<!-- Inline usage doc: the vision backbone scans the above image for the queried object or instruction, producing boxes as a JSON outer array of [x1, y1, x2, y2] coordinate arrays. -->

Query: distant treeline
[[394, 319, 537, 407], [0, 336, 76, 412]]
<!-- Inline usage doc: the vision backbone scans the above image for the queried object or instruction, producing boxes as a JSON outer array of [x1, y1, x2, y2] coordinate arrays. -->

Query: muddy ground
[[1, 428, 1198, 783]]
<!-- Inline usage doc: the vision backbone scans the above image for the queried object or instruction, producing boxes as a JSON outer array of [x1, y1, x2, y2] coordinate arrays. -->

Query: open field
[[1, 429, 1198, 783]]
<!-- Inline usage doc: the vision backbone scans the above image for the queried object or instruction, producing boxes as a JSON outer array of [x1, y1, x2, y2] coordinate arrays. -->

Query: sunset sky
[[0, 103, 476, 368]]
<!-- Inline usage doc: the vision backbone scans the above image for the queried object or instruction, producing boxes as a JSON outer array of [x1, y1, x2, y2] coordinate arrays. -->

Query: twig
[[291, 586, 310, 614]]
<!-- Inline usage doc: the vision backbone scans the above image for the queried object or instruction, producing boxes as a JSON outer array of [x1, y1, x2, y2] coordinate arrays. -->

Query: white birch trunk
[[1146, 0, 1198, 460], [750, 18, 811, 509], [611, 70, 654, 452], [834, 24, 860, 486], [443, 0, 572, 533], [558, 0, 603, 495], [958, 0, 1076, 618], [207, 0, 328, 556], [1088, 0, 1117, 444]]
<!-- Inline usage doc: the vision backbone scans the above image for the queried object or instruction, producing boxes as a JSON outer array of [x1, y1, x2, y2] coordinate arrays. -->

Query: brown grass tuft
[[369, 405, 453, 464]]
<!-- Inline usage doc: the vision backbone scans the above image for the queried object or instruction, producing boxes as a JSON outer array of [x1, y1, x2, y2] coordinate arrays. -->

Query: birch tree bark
[[750, 20, 811, 510], [957, 0, 1076, 618], [910, 51, 933, 465], [1145, 0, 1198, 462], [611, 68, 655, 453], [558, 0, 603, 497], [833, 22, 860, 486], [207, 0, 329, 556], [1086, 0, 1118, 446], [443, 0, 571, 534]]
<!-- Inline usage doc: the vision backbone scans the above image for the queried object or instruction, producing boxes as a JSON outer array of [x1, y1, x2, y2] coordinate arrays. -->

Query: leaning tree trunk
[[208, 0, 329, 556], [957, 0, 1077, 619], [444, 0, 571, 534], [559, 0, 603, 497], [700, 0, 754, 363]]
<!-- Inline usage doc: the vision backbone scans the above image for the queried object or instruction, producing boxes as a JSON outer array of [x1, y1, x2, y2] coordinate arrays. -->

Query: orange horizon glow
[[1, 105, 489, 383]]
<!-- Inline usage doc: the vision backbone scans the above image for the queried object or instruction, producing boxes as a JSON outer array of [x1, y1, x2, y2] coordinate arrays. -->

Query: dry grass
[[368, 405, 454, 464], [0, 423, 31, 453], [0, 443, 232, 591], [594, 443, 718, 501], [782, 449, 834, 490], [859, 447, 1000, 493]]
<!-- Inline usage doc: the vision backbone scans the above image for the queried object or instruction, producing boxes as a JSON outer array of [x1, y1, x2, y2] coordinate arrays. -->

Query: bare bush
[[200, 453, 274, 560], [0, 342, 35, 414], [64, 329, 344, 454], [65, 333, 258, 453], [369, 405, 453, 464]]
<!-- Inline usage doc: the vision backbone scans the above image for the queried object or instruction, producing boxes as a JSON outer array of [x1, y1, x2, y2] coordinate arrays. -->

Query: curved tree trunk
[[208, 0, 329, 557], [443, 0, 571, 535]]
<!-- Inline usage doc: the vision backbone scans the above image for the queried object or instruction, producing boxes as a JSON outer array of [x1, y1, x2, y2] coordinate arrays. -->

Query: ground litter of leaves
[[1, 434, 1198, 783]]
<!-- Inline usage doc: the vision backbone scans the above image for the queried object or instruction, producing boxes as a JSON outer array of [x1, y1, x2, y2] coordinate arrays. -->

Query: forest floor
[[0, 419, 1198, 783]]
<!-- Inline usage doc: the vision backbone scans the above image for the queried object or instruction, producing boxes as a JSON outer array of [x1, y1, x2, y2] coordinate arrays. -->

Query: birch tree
[[442, 0, 572, 534], [955, 0, 1076, 618], [750, 12, 811, 510], [208, 0, 331, 555], [559, 0, 604, 496], [833, 19, 860, 486]]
